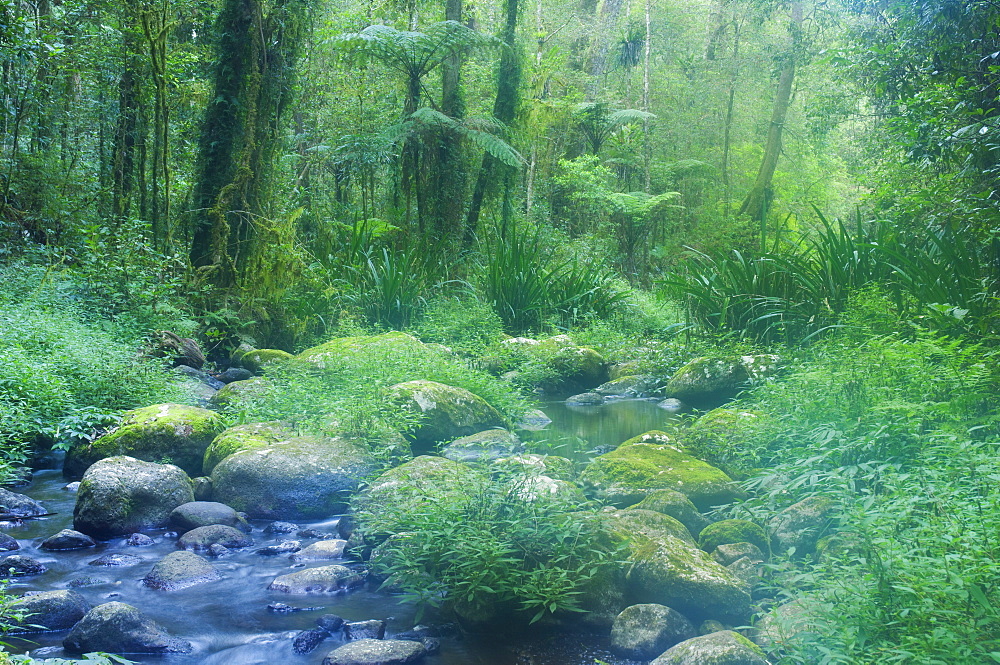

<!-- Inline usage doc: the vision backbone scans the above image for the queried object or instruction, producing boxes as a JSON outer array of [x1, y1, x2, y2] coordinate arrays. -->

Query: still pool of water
[[4, 399, 678, 664]]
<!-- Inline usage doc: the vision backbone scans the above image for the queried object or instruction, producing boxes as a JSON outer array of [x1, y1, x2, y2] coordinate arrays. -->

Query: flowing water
[[6, 399, 680, 665]]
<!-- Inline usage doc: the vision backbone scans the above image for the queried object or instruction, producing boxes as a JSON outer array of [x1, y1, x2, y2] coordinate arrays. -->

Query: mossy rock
[[8, 590, 91, 633], [64, 404, 225, 478], [699, 520, 768, 555], [610, 603, 697, 659], [298, 332, 427, 370], [631, 490, 711, 538], [768, 495, 837, 556], [493, 453, 576, 481], [142, 550, 221, 590], [387, 380, 505, 451], [202, 421, 297, 474], [542, 346, 609, 394], [352, 456, 486, 539], [651, 630, 768, 665], [209, 377, 273, 408], [73, 457, 195, 540], [440, 429, 522, 465], [680, 408, 778, 478], [63, 602, 192, 654], [601, 510, 752, 623], [664, 355, 780, 407], [240, 349, 294, 374], [595, 375, 660, 397], [580, 431, 746, 510], [210, 435, 376, 520]]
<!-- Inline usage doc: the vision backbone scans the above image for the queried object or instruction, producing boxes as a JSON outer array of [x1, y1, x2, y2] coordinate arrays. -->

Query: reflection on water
[[524, 399, 684, 463]]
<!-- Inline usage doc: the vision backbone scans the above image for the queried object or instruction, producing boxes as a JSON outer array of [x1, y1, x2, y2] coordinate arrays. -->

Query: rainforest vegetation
[[1, 0, 999, 662]]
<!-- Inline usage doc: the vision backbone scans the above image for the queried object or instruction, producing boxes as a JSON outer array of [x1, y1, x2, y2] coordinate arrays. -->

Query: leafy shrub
[[411, 294, 505, 356], [359, 468, 621, 624]]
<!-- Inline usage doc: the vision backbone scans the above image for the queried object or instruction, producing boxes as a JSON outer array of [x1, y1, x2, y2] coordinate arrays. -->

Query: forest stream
[[3, 399, 680, 665]]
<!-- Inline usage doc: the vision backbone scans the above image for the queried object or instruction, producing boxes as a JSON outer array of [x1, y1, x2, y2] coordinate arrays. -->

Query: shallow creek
[[6, 399, 679, 664]]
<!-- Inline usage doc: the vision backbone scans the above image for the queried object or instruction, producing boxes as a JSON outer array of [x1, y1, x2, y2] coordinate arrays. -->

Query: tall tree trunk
[[111, 25, 143, 222], [142, 2, 172, 249], [738, 0, 801, 225], [189, 0, 312, 286], [642, 0, 651, 193], [465, 0, 521, 245], [429, 0, 466, 244], [721, 20, 741, 213]]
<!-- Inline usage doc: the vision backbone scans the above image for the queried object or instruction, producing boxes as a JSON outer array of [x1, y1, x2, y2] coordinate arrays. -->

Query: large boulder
[[142, 550, 221, 590], [601, 510, 752, 623], [492, 453, 576, 481], [73, 457, 195, 540], [631, 490, 711, 538], [298, 332, 427, 369], [64, 404, 225, 478], [595, 375, 660, 398], [169, 501, 247, 533], [387, 380, 505, 451], [322, 638, 427, 665], [699, 519, 769, 555], [7, 590, 91, 633], [240, 349, 294, 374], [541, 346, 609, 394], [680, 408, 777, 478], [202, 422, 297, 474], [63, 602, 192, 654], [663, 355, 779, 406], [440, 429, 522, 464], [580, 431, 746, 510], [352, 456, 485, 539], [651, 630, 769, 665], [610, 603, 697, 659], [768, 495, 837, 556], [211, 435, 376, 520], [268, 564, 364, 594], [0, 488, 47, 518], [210, 377, 273, 408], [177, 525, 253, 552]]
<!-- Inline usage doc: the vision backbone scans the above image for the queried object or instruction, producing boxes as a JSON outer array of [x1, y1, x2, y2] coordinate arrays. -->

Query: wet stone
[[267, 602, 323, 613], [318, 614, 345, 633], [89, 553, 143, 567], [293, 628, 329, 654], [68, 577, 108, 588], [322, 639, 427, 665], [0, 554, 46, 577], [126, 533, 155, 547], [207, 543, 230, 558], [40, 529, 97, 551], [257, 540, 301, 555], [345, 619, 386, 640], [265, 521, 299, 534], [0, 533, 19, 552]]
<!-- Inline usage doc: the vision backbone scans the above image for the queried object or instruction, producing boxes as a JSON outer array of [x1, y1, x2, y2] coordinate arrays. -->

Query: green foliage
[[411, 295, 505, 357], [360, 468, 621, 624], [344, 246, 443, 330], [0, 264, 189, 471], [223, 334, 529, 453], [479, 225, 630, 334]]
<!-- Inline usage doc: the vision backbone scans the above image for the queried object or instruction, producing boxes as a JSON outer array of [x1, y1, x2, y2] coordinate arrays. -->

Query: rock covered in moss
[[712, 542, 765, 567], [680, 408, 777, 477], [604, 508, 696, 545], [768, 495, 837, 555], [143, 550, 220, 590], [63, 601, 192, 654], [387, 380, 505, 450], [753, 599, 817, 654], [353, 456, 485, 535], [240, 348, 295, 374], [210, 377, 273, 408], [580, 431, 746, 510], [0, 554, 45, 576], [631, 490, 711, 537], [610, 603, 697, 659], [699, 520, 768, 555], [440, 429, 522, 464], [8, 590, 91, 633], [211, 435, 375, 520], [268, 564, 364, 594], [73, 456, 194, 539], [202, 421, 297, 474], [596, 375, 660, 398], [493, 453, 575, 481], [651, 630, 769, 665], [292, 539, 347, 562], [542, 346, 609, 394], [64, 404, 225, 478], [664, 355, 778, 406], [601, 510, 751, 623]]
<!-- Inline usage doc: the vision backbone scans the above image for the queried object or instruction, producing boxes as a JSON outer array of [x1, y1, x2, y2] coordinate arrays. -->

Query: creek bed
[[5, 399, 679, 664]]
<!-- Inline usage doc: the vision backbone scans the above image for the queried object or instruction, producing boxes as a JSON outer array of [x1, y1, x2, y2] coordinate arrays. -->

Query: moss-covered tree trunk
[[189, 0, 311, 287]]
